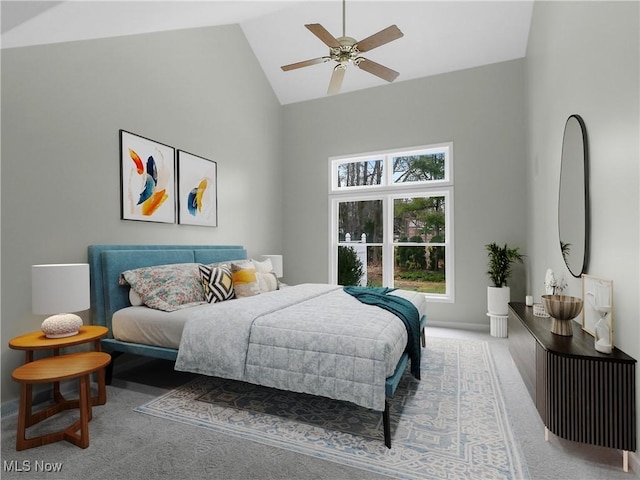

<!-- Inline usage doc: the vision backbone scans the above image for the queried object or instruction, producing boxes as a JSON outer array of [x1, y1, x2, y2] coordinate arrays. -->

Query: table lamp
[[32, 263, 90, 338], [260, 255, 283, 278]]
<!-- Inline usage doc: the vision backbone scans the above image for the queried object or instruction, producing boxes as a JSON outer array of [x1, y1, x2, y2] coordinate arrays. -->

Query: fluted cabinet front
[[508, 303, 636, 456], [544, 350, 636, 451]]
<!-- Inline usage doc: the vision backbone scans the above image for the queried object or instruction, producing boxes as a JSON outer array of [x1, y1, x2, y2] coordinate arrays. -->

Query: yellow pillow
[[231, 262, 260, 297]]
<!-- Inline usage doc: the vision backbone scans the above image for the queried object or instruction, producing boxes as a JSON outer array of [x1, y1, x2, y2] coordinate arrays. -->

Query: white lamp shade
[[32, 263, 90, 315], [261, 255, 283, 278]]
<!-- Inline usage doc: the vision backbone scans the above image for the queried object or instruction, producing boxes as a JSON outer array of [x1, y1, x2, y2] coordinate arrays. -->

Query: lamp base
[[41, 313, 83, 339]]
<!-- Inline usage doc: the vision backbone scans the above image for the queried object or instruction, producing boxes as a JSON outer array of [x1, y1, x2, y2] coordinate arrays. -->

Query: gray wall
[[525, 0, 639, 459], [4, 5, 637, 452], [1, 25, 284, 403], [282, 59, 527, 327]]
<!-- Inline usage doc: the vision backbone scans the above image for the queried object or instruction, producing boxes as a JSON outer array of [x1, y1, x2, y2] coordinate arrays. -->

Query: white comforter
[[175, 284, 423, 411]]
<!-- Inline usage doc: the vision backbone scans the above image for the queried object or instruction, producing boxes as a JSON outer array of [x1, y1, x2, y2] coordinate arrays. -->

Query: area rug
[[134, 336, 529, 480]]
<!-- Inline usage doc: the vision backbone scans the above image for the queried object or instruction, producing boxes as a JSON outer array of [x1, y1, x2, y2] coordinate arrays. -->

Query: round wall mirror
[[558, 114, 589, 277]]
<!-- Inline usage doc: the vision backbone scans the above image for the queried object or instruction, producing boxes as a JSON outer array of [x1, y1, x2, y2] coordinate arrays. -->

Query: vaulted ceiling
[[1, 1, 534, 104]]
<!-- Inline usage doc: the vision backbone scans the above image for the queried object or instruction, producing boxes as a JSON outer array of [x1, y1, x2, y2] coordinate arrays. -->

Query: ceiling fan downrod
[[342, 0, 346, 38]]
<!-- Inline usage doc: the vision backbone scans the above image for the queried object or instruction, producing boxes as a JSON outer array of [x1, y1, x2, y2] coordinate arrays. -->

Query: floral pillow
[[119, 263, 205, 311]]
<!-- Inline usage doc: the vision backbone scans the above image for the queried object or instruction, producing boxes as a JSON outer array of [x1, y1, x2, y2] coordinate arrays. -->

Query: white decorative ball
[[41, 314, 83, 338]]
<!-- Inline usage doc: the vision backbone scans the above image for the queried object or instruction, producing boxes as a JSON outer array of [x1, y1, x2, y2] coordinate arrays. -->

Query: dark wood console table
[[508, 302, 636, 471]]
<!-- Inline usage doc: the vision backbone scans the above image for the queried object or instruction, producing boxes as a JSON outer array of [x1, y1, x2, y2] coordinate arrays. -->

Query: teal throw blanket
[[343, 286, 421, 380]]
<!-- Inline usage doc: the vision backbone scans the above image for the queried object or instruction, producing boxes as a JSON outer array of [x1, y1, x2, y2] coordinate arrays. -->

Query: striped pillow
[[199, 263, 235, 303]]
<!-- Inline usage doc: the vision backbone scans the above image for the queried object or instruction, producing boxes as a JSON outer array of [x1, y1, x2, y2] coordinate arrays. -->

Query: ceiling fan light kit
[[281, 0, 403, 95]]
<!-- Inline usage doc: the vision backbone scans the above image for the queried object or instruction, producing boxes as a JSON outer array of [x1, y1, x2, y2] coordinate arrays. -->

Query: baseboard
[[1, 381, 100, 419], [1, 387, 54, 419], [427, 320, 490, 332]]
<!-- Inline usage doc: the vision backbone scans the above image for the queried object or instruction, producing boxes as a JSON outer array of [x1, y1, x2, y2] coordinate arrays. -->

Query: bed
[[88, 244, 427, 448]]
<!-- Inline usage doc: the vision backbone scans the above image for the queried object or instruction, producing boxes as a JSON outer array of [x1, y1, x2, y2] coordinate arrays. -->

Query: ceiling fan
[[281, 0, 404, 95]]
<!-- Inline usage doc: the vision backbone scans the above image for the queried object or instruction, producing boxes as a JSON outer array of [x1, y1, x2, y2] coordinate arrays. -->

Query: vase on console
[[542, 294, 583, 336], [587, 288, 612, 354], [594, 314, 612, 354]]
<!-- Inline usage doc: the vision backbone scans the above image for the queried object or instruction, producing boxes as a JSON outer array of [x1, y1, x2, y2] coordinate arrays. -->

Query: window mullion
[[382, 195, 394, 287]]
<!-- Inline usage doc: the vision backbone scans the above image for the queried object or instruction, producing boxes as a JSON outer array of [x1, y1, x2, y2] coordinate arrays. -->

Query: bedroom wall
[[281, 59, 527, 328], [524, 0, 639, 466], [0, 25, 284, 404]]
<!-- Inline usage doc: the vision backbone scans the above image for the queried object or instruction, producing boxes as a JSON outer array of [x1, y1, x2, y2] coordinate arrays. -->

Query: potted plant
[[486, 243, 524, 336]]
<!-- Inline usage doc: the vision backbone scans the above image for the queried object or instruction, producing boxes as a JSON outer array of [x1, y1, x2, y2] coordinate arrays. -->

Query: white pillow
[[129, 288, 144, 306], [251, 258, 273, 274], [256, 272, 279, 293], [251, 258, 280, 293]]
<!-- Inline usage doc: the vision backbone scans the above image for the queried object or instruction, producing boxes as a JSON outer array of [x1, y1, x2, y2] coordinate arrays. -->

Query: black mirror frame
[[558, 114, 589, 278]]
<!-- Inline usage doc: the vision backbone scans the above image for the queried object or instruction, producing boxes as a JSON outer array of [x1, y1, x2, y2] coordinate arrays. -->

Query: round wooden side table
[[12, 351, 111, 450], [9, 325, 109, 407]]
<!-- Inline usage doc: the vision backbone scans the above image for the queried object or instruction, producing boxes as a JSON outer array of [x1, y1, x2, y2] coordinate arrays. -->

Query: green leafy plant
[[396, 236, 427, 270], [338, 246, 364, 286], [486, 242, 524, 287]]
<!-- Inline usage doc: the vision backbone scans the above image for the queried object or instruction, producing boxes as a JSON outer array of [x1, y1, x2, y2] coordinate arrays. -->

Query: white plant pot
[[487, 286, 510, 316]]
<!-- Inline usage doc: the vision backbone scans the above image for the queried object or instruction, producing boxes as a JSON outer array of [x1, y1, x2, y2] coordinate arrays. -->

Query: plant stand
[[488, 313, 508, 338], [487, 313, 509, 338]]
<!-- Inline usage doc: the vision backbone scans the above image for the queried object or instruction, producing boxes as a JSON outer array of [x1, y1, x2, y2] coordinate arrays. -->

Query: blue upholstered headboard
[[88, 244, 247, 343]]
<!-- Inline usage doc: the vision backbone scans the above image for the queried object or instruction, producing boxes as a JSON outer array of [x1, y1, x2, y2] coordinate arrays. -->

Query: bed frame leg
[[383, 401, 391, 449], [104, 352, 123, 385]]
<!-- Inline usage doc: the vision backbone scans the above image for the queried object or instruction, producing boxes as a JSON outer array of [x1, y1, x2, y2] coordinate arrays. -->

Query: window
[[329, 143, 454, 301]]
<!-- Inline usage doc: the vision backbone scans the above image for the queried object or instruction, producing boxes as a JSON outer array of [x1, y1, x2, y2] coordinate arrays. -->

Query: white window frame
[[330, 142, 452, 193], [329, 143, 454, 303]]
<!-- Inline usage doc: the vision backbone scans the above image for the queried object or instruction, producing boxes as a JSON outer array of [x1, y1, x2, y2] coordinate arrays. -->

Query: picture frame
[[581, 274, 613, 341], [177, 150, 217, 227], [120, 130, 176, 223]]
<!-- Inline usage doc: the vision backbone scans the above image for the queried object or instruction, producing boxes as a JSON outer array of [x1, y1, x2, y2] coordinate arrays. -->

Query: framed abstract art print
[[177, 150, 218, 227], [120, 130, 176, 223]]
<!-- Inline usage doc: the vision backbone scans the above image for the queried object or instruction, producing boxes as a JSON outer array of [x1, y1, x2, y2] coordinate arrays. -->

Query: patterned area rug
[[135, 337, 529, 480]]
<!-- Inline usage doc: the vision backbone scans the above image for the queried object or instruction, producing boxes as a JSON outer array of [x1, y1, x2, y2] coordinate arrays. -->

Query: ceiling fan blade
[[305, 23, 341, 48], [281, 57, 330, 71], [355, 25, 404, 53], [327, 65, 346, 95], [356, 58, 399, 83]]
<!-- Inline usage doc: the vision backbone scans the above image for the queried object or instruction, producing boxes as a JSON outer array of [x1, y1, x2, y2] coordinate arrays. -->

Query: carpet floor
[[1, 327, 635, 480], [134, 336, 528, 480]]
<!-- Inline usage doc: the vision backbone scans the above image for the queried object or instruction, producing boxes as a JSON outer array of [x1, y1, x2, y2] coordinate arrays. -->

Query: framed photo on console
[[177, 150, 217, 227]]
